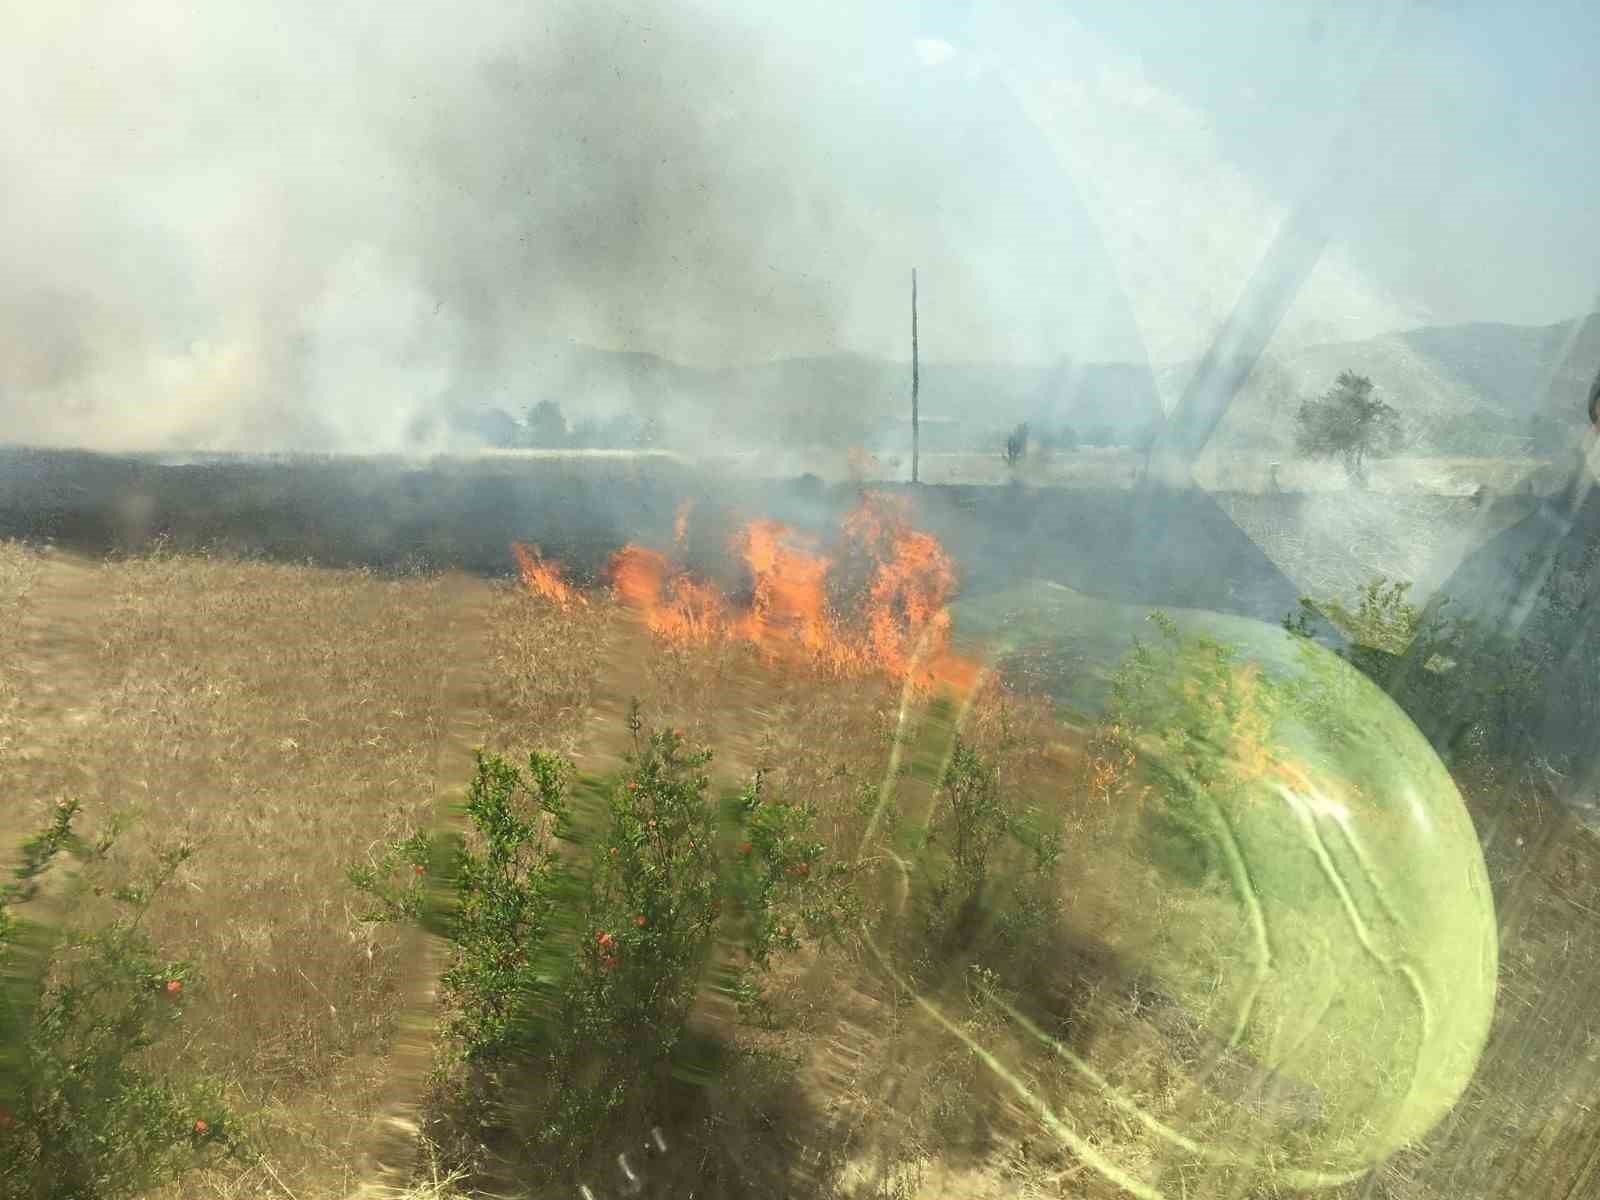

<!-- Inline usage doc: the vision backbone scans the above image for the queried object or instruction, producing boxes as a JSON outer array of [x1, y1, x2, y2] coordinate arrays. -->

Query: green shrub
[[547, 717, 726, 1146], [1288, 562, 1600, 785], [349, 749, 573, 1065], [934, 740, 1007, 897], [349, 704, 860, 1177], [1100, 614, 1284, 887], [724, 766, 863, 1025], [921, 737, 1061, 959], [0, 800, 245, 1200]]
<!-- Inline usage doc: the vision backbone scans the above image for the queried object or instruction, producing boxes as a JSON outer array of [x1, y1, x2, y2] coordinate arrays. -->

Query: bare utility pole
[[911, 268, 919, 484]]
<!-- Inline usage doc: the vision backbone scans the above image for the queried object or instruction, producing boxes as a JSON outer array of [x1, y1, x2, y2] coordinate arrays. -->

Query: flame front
[[516, 492, 978, 690], [608, 543, 731, 644], [843, 492, 964, 684], [729, 519, 853, 668], [512, 542, 586, 609]]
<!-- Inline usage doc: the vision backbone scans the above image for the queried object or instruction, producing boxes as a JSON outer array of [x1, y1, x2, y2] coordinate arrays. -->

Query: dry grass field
[[4, 535, 1600, 1200], [0, 541, 476, 1197]]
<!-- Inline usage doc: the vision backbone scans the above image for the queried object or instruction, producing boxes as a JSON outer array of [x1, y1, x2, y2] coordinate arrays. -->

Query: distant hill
[[1199, 313, 1600, 458], [465, 342, 1163, 453], [462, 313, 1598, 458]]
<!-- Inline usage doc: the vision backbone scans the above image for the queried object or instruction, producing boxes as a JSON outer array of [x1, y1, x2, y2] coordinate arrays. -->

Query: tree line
[[476, 369, 1413, 479], [459, 400, 663, 451]]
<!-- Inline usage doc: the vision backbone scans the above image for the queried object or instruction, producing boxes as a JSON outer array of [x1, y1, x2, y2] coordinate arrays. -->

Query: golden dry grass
[[0, 542, 499, 1199], [479, 581, 612, 763], [0, 540, 47, 849]]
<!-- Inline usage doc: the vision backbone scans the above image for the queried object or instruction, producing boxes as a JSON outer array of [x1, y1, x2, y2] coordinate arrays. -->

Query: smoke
[[0, 2, 1137, 453], [0, 4, 773, 450], [5, 3, 1592, 457]]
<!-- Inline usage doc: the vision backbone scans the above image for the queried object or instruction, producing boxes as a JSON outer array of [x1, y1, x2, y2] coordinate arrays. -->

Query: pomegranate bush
[[918, 734, 1063, 955], [349, 748, 574, 1063], [0, 800, 244, 1200], [349, 701, 859, 1172]]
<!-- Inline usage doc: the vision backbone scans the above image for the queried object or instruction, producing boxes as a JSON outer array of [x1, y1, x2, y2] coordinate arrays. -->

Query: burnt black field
[[0, 445, 1319, 625]]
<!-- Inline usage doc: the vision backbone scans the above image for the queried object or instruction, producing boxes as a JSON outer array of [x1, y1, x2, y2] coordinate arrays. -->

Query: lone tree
[[522, 399, 570, 448], [1294, 371, 1403, 486]]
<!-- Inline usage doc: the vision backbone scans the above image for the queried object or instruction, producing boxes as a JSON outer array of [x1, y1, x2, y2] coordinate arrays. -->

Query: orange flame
[[607, 544, 667, 611], [527, 492, 980, 691], [840, 488, 913, 549], [847, 493, 978, 689], [845, 492, 957, 678], [729, 519, 854, 668], [512, 542, 586, 609], [609, 544, 731, 643]]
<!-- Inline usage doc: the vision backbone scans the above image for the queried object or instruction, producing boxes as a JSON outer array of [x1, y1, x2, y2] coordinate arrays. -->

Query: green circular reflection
[[935, 580, 1498, 1192]]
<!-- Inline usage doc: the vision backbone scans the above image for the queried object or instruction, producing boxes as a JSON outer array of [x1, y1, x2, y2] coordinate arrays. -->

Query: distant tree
[[523, 399, 570, 448], [1294, 371, 1403, 486], [1082, 423, 1115, 448], [1001, 422, 1030, 468]]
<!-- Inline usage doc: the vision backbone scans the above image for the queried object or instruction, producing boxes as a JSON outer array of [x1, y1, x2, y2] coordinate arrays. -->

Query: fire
[[844, 492, 959, 680], [609, 544, 730, 643], [729, 519, 855, 669], [607, 543, 668, 612], [840, 487, 913, 549], [515, 492, 979, 691], [512, 542, 586, 609]]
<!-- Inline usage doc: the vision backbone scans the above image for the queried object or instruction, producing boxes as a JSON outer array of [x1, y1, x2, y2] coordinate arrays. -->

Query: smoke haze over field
[[2, 1, 1597, 453]]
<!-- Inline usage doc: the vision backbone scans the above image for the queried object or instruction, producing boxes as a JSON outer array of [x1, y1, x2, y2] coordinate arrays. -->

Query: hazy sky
[[2, 0, 1596, 449]]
